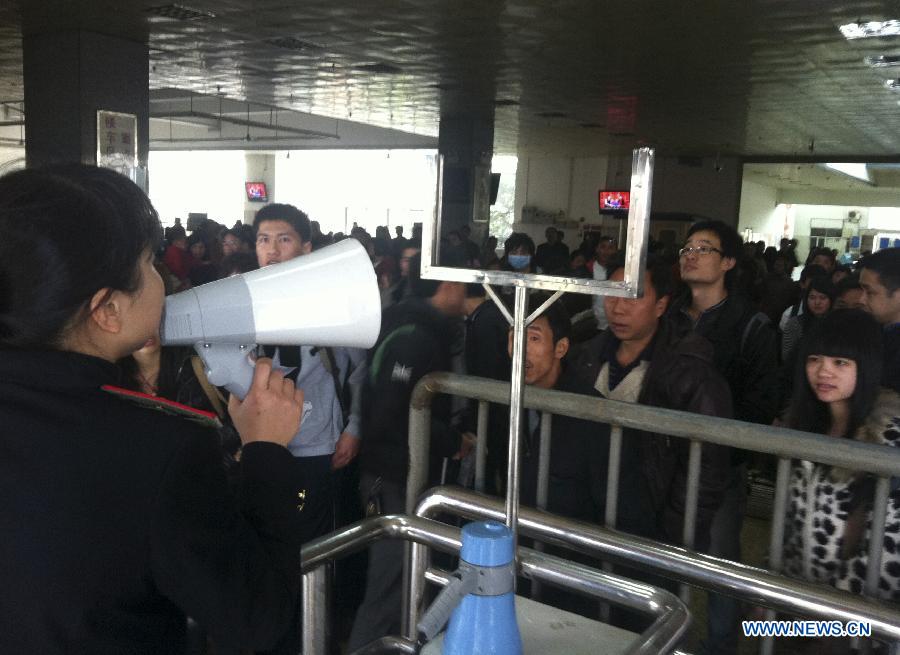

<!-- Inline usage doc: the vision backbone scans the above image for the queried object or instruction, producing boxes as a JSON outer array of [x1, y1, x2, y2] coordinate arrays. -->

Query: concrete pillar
[[23, 30, 149, 170], [437, 115, 494, 242]]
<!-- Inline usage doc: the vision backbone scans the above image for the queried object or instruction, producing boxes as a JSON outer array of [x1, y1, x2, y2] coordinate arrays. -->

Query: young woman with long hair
[[782, 309, 900, 603]]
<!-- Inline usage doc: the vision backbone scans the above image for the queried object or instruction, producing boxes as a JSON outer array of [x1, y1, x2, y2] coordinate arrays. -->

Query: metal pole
[[860, 478, 891, 654], [760, 457, 793, 655], [678, 440, 702, 604], [506, 284, 529, 555], [601, 424, 623, 622], [767, 457, 792, 576], [301, 565, 329, 655], [405, 402, 432, 513], [536, 412, 553, 510], [605, 425, 623, 528], [865, 476, 891, 598], [475, 400, 489, 493], [404, 541, 429, 640], [532, 411, 553, 600], [682, 441, 701, 551]]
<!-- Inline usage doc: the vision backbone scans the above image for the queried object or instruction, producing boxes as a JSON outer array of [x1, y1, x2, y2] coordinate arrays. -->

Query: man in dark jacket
[[860, 247, 900, 392], [348, 254, 473, 650], [463, 283, 512, 493], [508, 297, 605, 521], [508, 297, 610, 618], [535, 226, 570, 273], [669, 220, 779, 655], [571, 255, 732, 550]]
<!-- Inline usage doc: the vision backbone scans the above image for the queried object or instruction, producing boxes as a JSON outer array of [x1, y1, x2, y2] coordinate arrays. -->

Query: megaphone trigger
[[193, 342, 258, 399]]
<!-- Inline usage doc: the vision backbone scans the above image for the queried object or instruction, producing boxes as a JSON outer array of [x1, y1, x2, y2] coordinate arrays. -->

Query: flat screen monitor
[[599, 190, 630, 213], [245, 182, 268, 202]]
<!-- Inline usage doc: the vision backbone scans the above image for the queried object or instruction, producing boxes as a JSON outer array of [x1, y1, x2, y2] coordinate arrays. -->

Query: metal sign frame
[[420, 147, 654, 299], [418, 147, 655, 556]]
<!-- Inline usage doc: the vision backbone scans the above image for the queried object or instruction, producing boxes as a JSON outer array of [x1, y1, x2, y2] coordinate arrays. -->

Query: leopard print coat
[[782, 388, 900, 601]]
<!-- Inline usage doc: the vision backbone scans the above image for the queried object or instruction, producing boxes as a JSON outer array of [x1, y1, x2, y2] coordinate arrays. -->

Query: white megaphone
[[160, 238, 381, 398]]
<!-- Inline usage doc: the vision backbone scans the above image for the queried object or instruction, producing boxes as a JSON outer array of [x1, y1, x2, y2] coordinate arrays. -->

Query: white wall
[[511, 153, 743, 250], [512, 155, 613, 246], [868, 206, 900, 230], [629, 155, 743, 224], [737, 179, 781, 245], [148, 150, 247, 227], [273, 149, 438, 235]]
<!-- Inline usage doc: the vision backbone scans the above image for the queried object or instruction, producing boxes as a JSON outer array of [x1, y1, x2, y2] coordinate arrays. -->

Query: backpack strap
[[190, 355, 228, 419], [317, 346, 349, 425]]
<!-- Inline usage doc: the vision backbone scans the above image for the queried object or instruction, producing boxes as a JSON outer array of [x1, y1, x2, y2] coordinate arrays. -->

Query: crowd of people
[[1, 164, 899, 654], [129, 208, 900, 654]]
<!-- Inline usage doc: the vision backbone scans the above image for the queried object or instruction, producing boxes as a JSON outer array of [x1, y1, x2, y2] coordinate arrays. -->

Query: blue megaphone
[[417, 521, 522, 654]]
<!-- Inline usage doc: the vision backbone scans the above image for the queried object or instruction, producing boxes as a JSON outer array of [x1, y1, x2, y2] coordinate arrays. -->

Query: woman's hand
[[227, 358, 304, 447]]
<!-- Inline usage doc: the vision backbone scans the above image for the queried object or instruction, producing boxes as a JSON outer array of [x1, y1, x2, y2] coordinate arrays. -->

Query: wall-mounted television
[[599, 190, 630, 213], [245, 181, 268, 202]]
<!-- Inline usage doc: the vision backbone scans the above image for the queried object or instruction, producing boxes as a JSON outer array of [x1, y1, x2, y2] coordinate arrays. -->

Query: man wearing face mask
[[503, 232, 536, 273]]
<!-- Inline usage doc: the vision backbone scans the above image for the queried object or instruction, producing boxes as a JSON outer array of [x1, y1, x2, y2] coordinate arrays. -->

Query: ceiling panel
[[1, 0, 900, 157]]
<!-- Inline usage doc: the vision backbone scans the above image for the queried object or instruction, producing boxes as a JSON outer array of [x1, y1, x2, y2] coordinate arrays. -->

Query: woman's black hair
[[0, 164, 162, 349], [787, 309, 884, 437], [503, 232, 536, 256], [798, 273, 836, 330], [118, 346, 193, 400]]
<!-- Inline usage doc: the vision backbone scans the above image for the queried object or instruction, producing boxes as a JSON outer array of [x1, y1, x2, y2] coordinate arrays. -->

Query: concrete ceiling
[[744, 163, 900, 191], [2, 0, 900, 157]]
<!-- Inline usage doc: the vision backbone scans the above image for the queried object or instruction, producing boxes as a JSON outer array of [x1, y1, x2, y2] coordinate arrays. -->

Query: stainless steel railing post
[[302, 564, 329, 655], [475, 400, 489, 493], [760, 456, 793, 655], [505, 284, 529, 556]]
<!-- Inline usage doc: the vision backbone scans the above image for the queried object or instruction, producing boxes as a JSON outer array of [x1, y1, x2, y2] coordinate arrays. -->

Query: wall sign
[[96, 110, 137, 180]]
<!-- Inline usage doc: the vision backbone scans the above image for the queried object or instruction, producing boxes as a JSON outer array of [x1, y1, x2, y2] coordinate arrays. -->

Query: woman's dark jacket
[[569, 316, 732, 550], [0, 350, 304, 654]]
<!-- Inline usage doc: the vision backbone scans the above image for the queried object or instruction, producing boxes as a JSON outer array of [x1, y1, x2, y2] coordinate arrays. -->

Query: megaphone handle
[[193, 342, 256, 400], [415, 563, 477, 642]]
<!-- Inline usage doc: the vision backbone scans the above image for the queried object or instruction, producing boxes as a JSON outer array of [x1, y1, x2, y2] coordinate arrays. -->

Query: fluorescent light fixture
[[839, 20, 900, 40], [885, 79, 900, 90], [865, 54, 900, 67], [824, 163, 872, 184]]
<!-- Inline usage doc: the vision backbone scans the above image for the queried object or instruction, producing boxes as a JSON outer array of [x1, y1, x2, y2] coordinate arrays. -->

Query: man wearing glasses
[[671, 220, 779, 655]]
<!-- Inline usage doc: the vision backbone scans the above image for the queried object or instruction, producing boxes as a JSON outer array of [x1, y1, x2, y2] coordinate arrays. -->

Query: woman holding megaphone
[[0, 164, 306, 654]]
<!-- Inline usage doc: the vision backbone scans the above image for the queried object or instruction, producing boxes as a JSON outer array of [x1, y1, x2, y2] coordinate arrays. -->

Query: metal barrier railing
[[406, 372, 900, 652], [405, 487, 900, 649], [300, 514, 691, 655]]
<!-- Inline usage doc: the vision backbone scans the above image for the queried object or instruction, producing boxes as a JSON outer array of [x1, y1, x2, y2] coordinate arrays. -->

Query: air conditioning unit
[[847, 210, 861, 223]]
